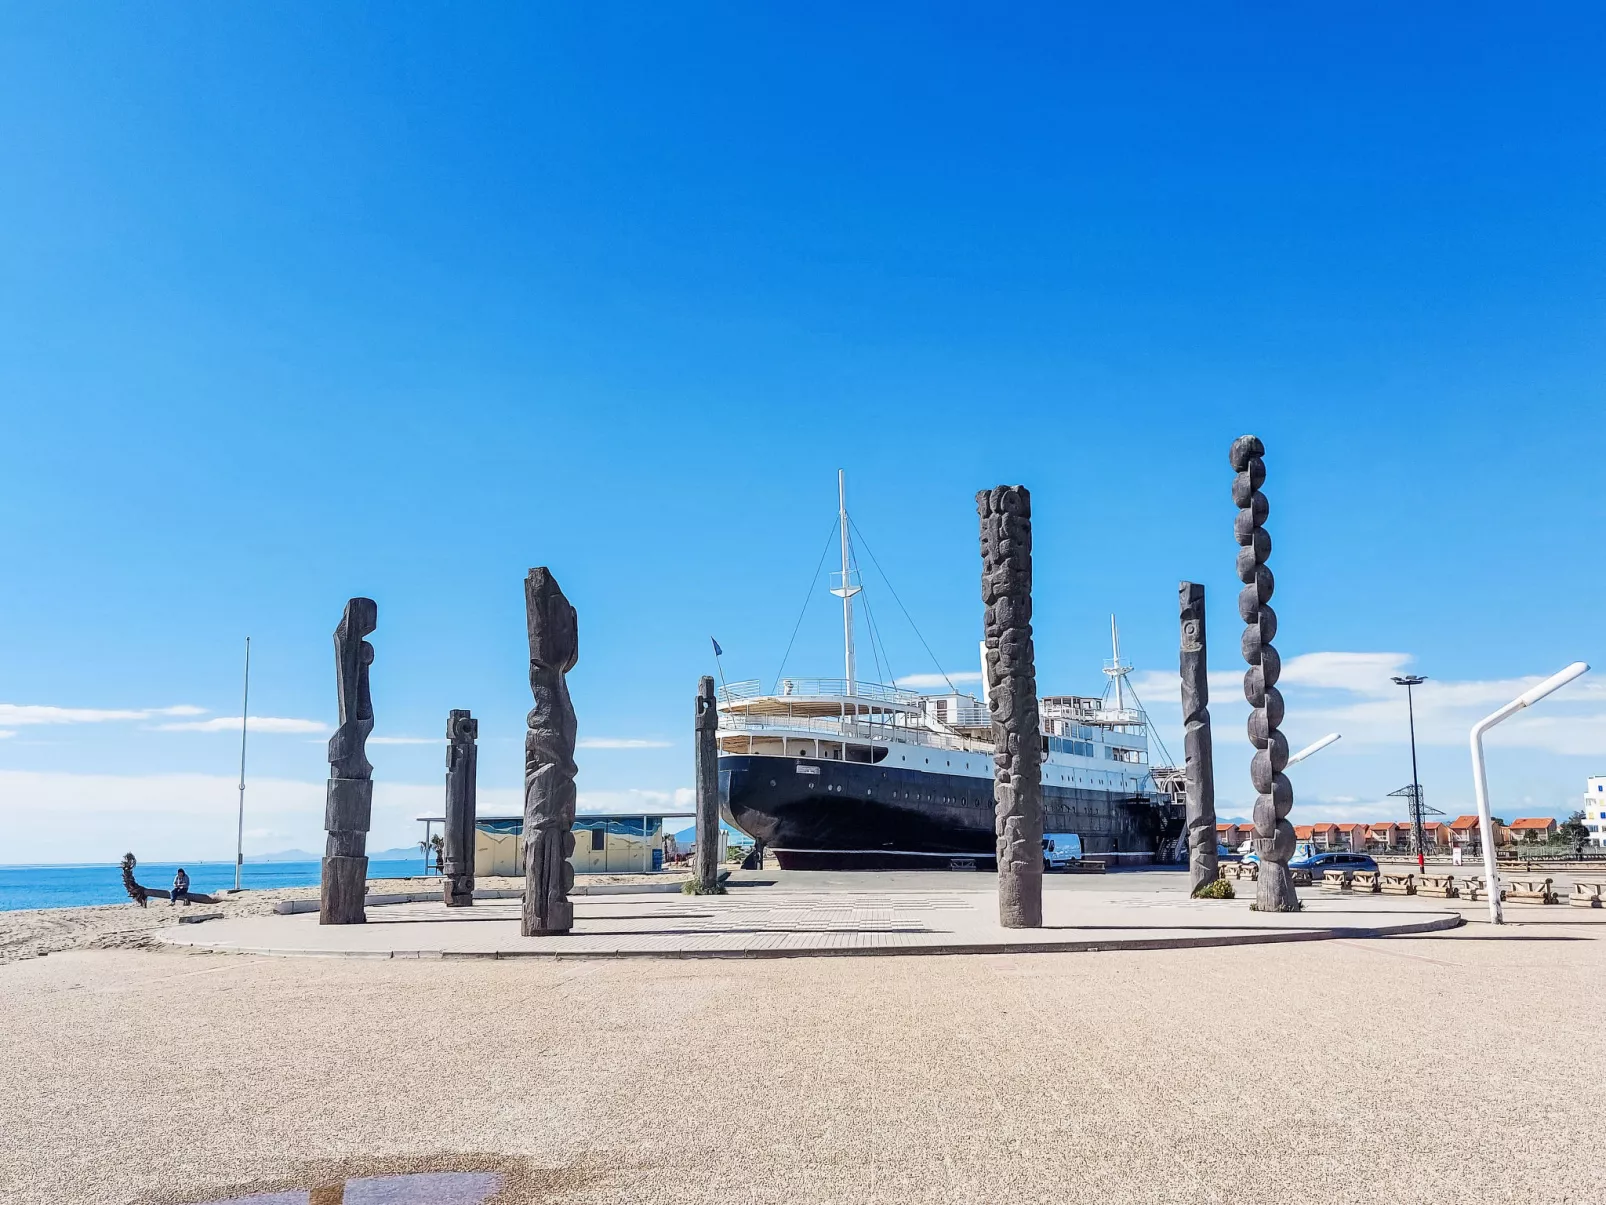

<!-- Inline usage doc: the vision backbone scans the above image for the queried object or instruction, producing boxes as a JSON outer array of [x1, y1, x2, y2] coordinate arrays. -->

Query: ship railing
[[717, 711, 982, 752], [717, 677, 923, 707]]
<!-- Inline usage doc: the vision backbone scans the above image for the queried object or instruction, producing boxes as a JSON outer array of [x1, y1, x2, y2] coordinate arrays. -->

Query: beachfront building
[[1508, 817, 1558, 843], [1365, 822, 1402, 853], [1586, 777, 1606, 847], [418, 812, 695, 876], [1333, 823, 1367, 852]]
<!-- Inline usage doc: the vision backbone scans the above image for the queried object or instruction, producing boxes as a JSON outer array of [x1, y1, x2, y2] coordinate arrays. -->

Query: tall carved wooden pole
[[1231, 435, 1299, 911], [979, 485, 1043, 929], [321, 597, 376, 925], [1179, 582, 1219, 896], [443, 709, 478, 907], [693, 675, 720, 892], [522, 568, 579, 936]]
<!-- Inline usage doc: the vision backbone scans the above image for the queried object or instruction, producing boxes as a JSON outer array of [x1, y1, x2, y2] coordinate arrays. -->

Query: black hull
[[719, 753, 1169, 870]]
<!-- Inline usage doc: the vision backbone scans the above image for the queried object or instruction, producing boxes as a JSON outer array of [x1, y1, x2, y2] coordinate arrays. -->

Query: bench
[[1289, 868, 1313, 887], [1380, 873, 1416, 896], [1350, 871, 1381, 894], [1321, 870, 1351, 892], [1417, 874, 1459, 899], [1459, 876, 1505, 902], [1506, 878, 1558, 905], [1570, 881, 1606, 909]]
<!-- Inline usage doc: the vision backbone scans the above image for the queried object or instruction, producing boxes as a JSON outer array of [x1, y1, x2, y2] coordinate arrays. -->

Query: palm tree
[[418, 832, 445, 874]]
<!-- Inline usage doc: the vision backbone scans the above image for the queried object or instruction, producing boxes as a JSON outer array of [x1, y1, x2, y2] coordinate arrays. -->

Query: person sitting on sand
[[170, 867, 191, 906]]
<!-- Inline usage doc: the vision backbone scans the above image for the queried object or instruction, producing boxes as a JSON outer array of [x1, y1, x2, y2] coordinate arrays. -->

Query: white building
[[1586, 777, 1606, 847]]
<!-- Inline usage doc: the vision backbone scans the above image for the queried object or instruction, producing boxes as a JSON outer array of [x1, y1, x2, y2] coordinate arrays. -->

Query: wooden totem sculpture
[[1230, 435, 1299, 911], [1179, 581, 1219, 895], [443, 708, 478, 907], [522, 568, 579, 936], [979, 485, 1043, 929], [321, 597, 377, 925], [694, 675, 721, 893]]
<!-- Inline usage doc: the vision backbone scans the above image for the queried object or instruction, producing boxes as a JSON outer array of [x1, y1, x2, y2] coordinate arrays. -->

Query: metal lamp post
[[1391, 674, 1427, 872], [1469, 662, 1589, 924], [1286, 733, 1341, 766]]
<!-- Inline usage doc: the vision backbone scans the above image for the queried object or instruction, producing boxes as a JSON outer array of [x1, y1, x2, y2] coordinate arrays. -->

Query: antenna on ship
[[829, 469, 862, 693], [1103, 614, 1133, 714]]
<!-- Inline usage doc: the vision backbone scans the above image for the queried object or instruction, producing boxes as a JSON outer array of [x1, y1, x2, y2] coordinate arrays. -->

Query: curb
[[272, 881, 691, 915], [167, 911, 1463, 961]]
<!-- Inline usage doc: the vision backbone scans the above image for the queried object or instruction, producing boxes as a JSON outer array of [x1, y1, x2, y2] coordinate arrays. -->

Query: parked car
[[1240, 850, 1378, 876], [1294, 851, 1377, 876]]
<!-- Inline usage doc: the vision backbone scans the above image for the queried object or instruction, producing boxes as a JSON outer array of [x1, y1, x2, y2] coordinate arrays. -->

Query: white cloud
[[577, 737, 673, 749], [576, 786, 696, 814], [0, 770, 529, 863], [0, 730, 14, 739], [0, 703, 205, 726], [155, 715, 329, 734], [1135, 656, 1603, 759], [895, 671, 984, 689], [369, 736, 441, 746], [1277, 652, 1414, 694]]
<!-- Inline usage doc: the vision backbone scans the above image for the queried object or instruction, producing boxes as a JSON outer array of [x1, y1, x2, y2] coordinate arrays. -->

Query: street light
[[1469, 661, 1590, 924], [1286, 732, 1342, 766], [1391, 674, 1427, 872]]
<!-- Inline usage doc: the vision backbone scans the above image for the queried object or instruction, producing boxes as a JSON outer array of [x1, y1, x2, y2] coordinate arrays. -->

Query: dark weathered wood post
[[1231, 435, 1299, 911], [1179, 582, 1219, 896], [443, 709, 478, 907], [321, 597, 376, 925], [979, 485, 1043, 928], [522, 568, 579, 936], [694, 675, 720, 892]]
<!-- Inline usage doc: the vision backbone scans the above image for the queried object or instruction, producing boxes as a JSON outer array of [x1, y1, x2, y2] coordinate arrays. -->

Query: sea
[[0, 858, 433, 912]]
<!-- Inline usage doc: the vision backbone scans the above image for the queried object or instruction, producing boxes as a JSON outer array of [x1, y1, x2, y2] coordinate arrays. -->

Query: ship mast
[[829, 469, 861, 693], [1103, 614, 1133, 714]]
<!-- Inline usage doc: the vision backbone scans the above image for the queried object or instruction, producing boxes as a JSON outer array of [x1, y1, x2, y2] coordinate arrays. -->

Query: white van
[[1043, 833, 1084, 870]]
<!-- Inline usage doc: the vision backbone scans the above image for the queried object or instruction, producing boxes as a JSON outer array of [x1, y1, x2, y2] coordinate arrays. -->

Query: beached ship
[[717, 475, 1179, 869]]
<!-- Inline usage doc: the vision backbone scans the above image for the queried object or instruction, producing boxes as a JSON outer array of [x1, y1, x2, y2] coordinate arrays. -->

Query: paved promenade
[[156, 881, 1463, 959], [5, 916, 1603, 1205]]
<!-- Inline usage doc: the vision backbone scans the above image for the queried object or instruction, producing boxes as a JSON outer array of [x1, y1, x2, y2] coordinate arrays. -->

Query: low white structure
[[1586, 776, 1606, 847]]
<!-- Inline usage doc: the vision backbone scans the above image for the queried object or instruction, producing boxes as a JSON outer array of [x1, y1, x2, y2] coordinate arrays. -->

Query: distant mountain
[[370, 847, 431, 862], [245, 847, 430, 864]]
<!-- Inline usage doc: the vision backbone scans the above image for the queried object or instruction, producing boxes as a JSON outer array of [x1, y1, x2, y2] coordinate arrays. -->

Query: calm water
[[0, 858, 433, 912]]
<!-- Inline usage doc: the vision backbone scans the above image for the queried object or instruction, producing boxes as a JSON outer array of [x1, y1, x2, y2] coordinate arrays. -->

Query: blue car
[[1292, 851, 1377, 878], [1241, 850, 1377, 877]]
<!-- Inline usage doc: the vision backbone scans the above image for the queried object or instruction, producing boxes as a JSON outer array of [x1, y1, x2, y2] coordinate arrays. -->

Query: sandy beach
[[0, 873, 682, 965]]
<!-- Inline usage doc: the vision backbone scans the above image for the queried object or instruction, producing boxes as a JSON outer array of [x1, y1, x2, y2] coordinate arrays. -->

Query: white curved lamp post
[[1469, 661, 1589, 924], [1286, 733, 1341, 766]]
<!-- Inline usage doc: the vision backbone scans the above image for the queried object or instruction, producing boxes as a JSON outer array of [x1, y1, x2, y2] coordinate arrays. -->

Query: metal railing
[[717, 711, 981, 752], [717, 677, 923, 707]]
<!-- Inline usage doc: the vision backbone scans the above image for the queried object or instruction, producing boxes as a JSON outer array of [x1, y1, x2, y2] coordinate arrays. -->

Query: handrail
[[718, 677, 924, 706]]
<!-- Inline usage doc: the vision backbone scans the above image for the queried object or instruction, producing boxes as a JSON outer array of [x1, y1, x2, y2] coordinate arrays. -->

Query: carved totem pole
[[979, 485, 1043, 929], [1231, 435, 1299, 911], [321, 597, 377, 925], [693, 675, 720, 893], [522, 567, 579, 936], [443, 709, 478, 907], [1179, 581, 1219, 895]]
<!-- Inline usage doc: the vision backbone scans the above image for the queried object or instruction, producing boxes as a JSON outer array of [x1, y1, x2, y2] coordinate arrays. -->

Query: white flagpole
[[234, 637, 250, 893]]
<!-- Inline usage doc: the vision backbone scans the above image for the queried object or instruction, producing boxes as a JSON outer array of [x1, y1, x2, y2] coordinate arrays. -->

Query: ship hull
[[720, 753, 1164, 870]]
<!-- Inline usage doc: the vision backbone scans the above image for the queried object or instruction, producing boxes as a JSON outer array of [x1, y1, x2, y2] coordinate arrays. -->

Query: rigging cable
[[849, 515, 958, 695], [1120, 674, 1176, 770], [773, 518, 843, 691]]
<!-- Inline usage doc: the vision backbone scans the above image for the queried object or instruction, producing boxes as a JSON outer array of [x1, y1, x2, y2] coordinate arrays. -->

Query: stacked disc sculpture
[[1230, 435, 1299, 912]]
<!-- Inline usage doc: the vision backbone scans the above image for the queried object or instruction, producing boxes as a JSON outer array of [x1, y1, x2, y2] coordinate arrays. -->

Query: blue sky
[[2, 4, 1603, 862]]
